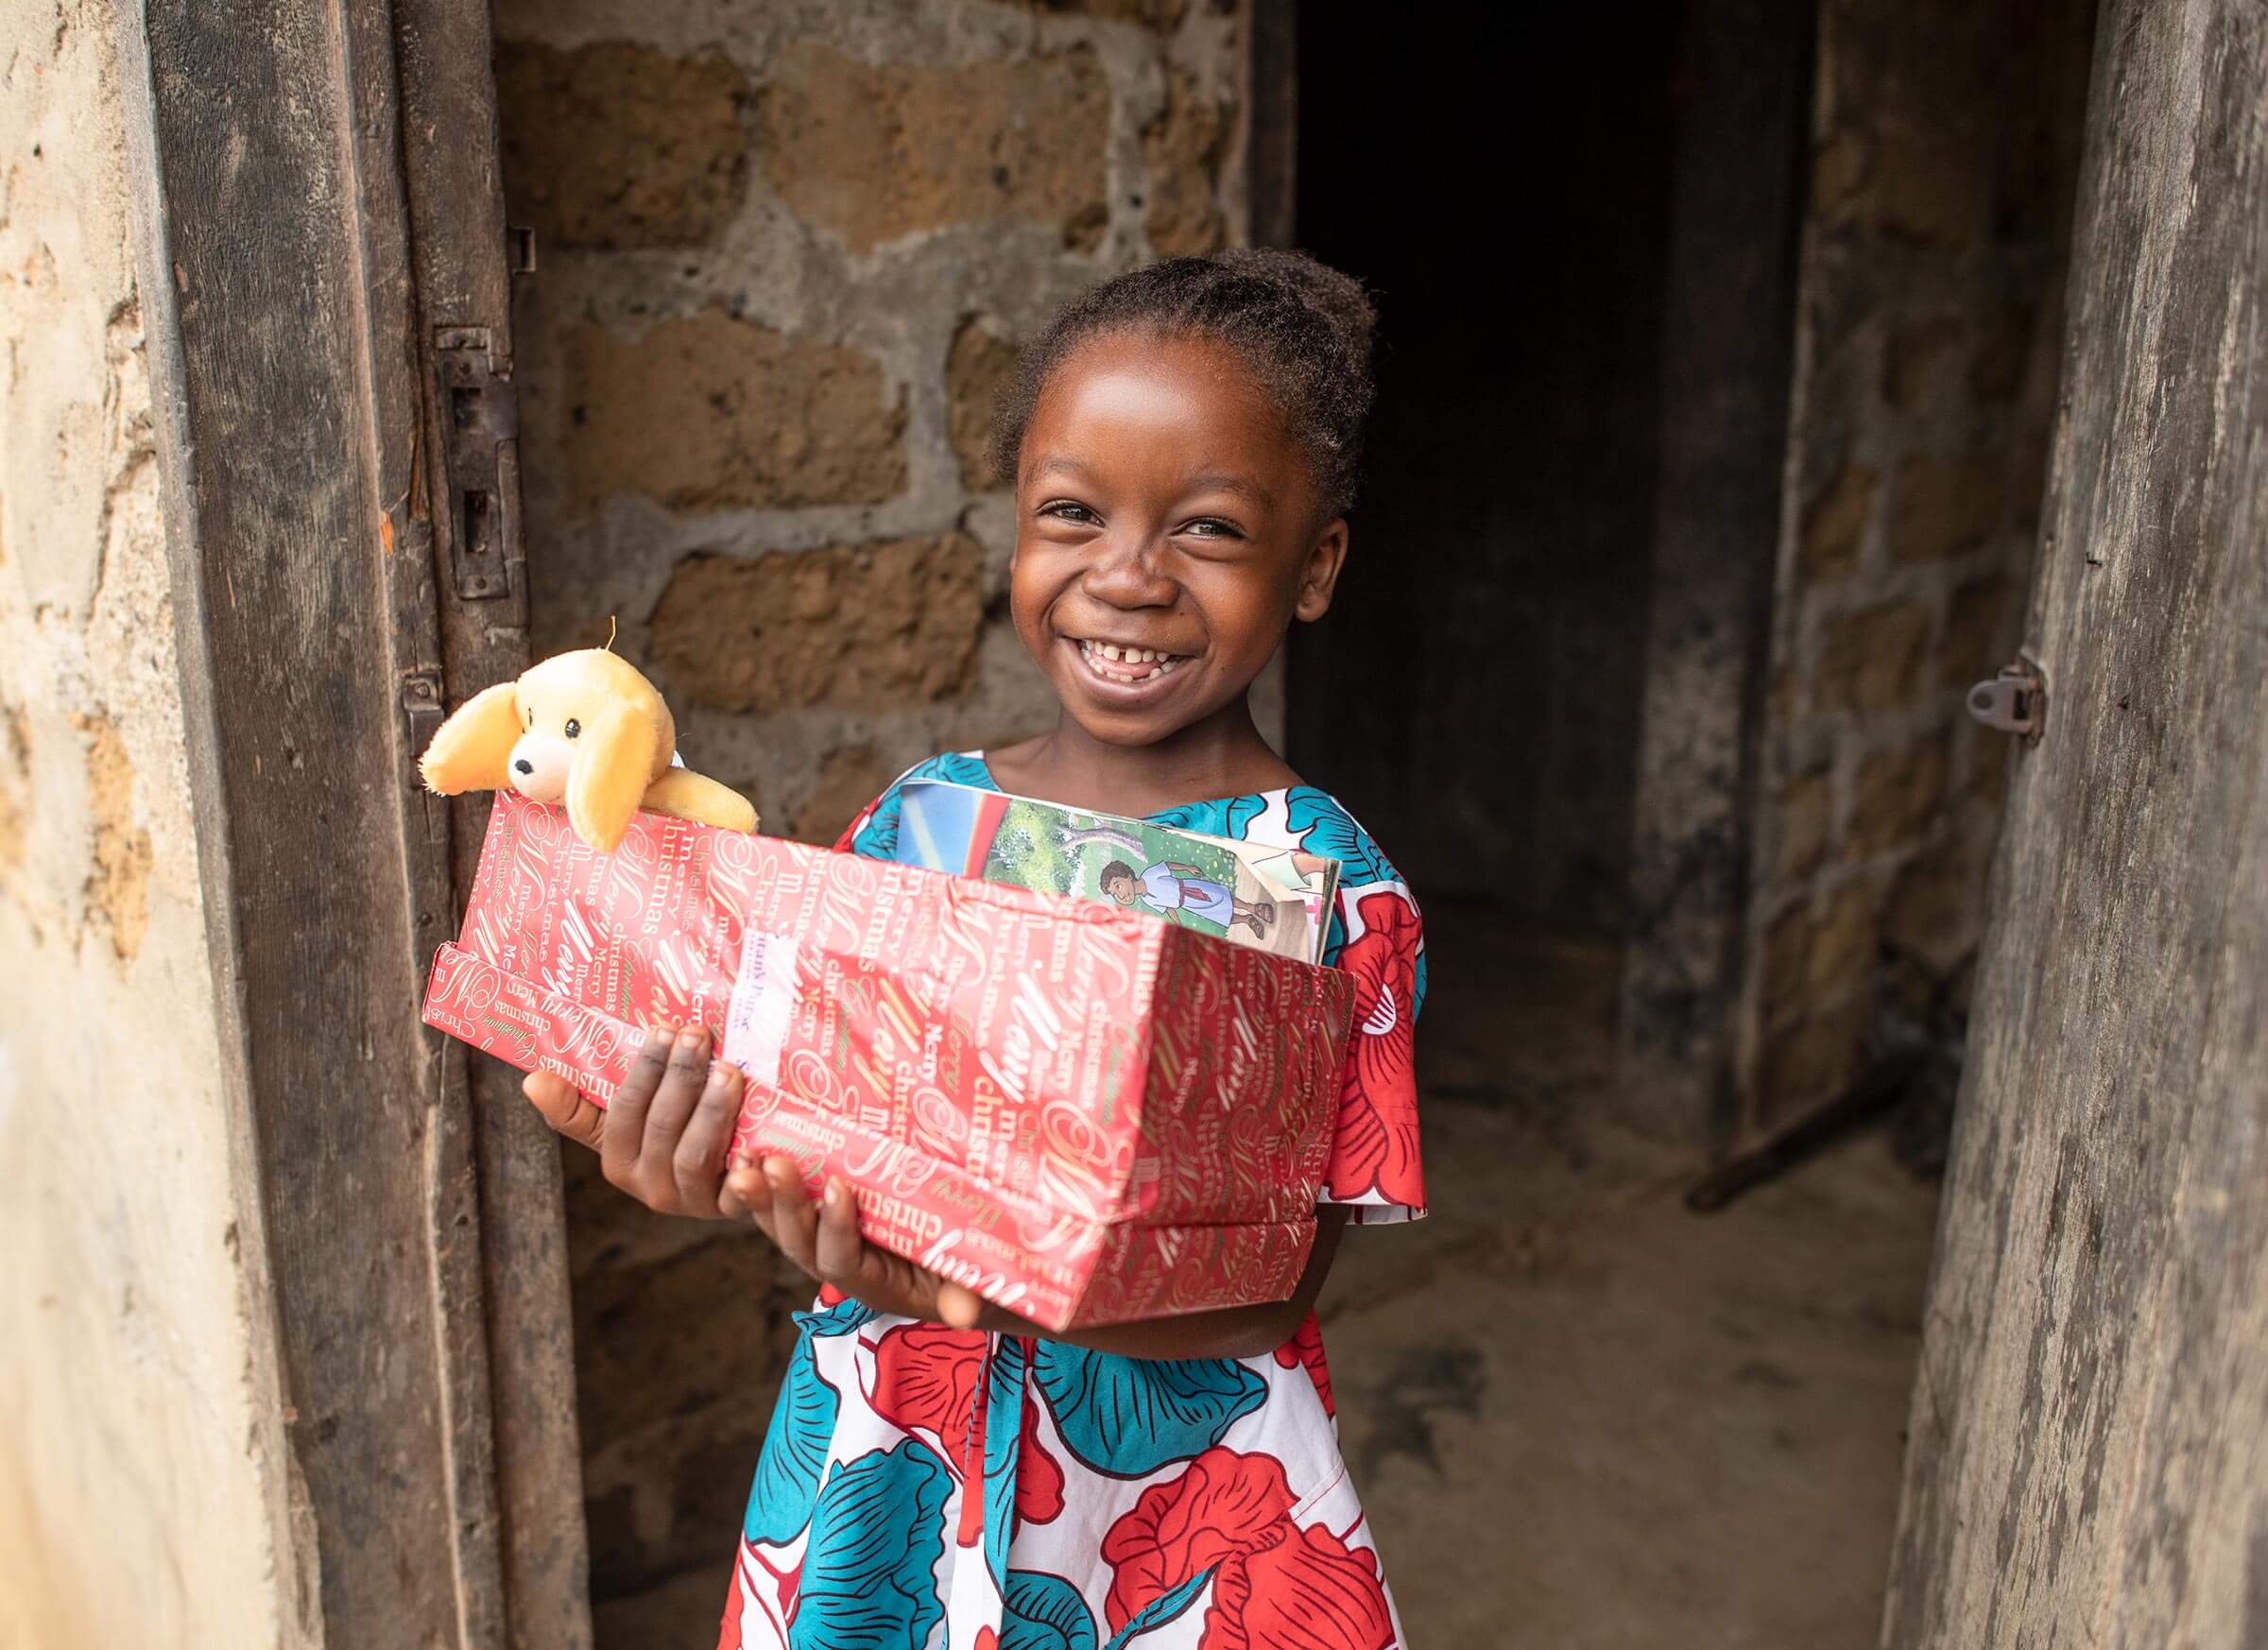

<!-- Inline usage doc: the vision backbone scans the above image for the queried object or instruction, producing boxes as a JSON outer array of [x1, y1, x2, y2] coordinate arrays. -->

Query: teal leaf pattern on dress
[[797, 1294, 879, 1338], [1284, 788, 1395, 888], [1001, 1569, 1098, 1650], [788, 1439, 952, 1650], [1032, 1344, 1267, 1478], [743, 1341, 840, 1546], [983, 1335, 1030, 1583], [1101, 1569, 1214, 1649], [1148, 793, 1266, 841]]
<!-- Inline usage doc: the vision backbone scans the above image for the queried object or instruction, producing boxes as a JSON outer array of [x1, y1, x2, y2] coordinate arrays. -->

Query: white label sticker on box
[[722, 929, 799, 1088]]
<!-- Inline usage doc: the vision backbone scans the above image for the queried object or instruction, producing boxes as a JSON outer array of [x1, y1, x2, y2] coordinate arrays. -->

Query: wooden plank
[[331, 4, 514, 1645], [1881, 1, 2268, 1641], [383, 3, 593, 1644], [112, 1, 588, 1642], [1245, 0, 1297, 249], [1615, 0, 1813, 1144], [113, 0, 478, 1641]]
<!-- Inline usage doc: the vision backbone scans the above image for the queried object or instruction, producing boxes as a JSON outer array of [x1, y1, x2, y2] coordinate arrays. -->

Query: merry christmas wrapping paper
[[421, 793, 1356, 1329]]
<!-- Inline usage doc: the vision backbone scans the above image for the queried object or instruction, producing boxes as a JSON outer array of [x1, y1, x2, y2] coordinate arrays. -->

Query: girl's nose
[[1083, 534, 1176, 607]]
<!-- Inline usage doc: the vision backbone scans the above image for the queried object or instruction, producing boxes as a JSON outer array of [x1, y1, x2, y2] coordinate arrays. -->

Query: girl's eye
[[1178, 517, 1245, 540], [564, 718, 581, 739], [1038, 499, 1101, 525]]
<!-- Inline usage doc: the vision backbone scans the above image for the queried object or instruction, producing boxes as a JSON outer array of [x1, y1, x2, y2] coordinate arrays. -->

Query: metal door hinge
[[435, 326, 523, 603], [1967, 655, 2046, 744]]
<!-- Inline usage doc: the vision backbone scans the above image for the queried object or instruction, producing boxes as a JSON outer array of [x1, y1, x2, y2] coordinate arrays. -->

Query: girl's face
[[1009, 331, 1347, 748]]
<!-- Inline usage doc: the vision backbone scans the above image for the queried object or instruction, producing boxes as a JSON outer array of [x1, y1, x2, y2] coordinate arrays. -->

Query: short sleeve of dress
[[1294, 790, 1427, 1225], [1320, 879, 1428, 1222]]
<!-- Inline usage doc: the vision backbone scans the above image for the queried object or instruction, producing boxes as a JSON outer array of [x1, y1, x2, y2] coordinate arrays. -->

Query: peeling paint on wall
[[0, 3, 284, 1644]]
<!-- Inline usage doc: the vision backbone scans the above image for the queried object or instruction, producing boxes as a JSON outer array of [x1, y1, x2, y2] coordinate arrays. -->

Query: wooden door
[[1880, 1, 2267, 1642], [117, 0, 587, 1643]]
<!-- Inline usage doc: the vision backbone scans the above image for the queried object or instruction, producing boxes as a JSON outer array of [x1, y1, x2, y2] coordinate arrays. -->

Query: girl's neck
[[988, 696, 1299, 818]]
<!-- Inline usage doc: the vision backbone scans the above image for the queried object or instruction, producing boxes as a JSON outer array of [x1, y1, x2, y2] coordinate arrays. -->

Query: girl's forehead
[[1028, 333, 1296, 473]]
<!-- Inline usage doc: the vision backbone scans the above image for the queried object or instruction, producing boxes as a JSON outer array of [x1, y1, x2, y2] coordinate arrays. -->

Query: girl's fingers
[[672, 1061, 746, 1213], [602, 1028, 673, 1186], [640, 1025, 713, 1170], [765, 1159, 822, 1275], [934, 1281, 985, 1331], [723, 1155, 771, 1233], [522, 1072, 606, 1152], [813, 1177, 865, 1283]]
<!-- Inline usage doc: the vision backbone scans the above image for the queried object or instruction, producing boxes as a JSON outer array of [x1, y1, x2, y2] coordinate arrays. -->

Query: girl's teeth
[[1080, 640, 1181, 681]]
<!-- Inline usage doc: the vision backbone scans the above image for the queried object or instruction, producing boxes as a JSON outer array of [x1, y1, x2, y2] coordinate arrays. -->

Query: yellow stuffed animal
[[419, 648, 757, 852]]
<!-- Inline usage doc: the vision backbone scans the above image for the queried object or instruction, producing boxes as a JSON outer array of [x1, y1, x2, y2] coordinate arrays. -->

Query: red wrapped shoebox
[[421, 794, 1355, 1330]]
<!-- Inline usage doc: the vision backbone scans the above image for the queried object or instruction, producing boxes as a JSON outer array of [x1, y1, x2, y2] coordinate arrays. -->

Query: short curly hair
[[989, 249, 1379, 518]]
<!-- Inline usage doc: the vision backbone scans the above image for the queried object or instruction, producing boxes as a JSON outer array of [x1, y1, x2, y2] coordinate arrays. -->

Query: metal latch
[[403, 668, 449, 840], [435, 326, 522, 602], [1967, 656, 2046, 743]]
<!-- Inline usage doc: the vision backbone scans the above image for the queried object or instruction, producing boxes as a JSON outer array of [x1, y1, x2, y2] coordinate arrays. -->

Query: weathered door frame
[[1881, 0, 2268, 1640], [112, 1, 588, 1643]]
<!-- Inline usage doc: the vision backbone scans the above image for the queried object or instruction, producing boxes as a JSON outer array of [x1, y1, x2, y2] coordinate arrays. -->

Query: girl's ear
[[565, 699, 664, 852], [419, 680, 522, 795], [1293, 517, 1351, 624]]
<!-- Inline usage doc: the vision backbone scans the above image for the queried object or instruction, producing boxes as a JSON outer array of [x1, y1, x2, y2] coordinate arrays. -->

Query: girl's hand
[[519, 1023, 985, 1326], [521, 1024, 754, 1220], [724, 1153, 987, 1330]]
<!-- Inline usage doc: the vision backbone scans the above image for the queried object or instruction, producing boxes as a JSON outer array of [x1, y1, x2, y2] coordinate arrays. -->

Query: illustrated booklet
[[891, 779, 1339, 965]]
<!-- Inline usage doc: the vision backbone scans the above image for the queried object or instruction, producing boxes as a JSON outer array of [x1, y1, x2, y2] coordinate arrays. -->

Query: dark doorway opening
[[1287, 0, 1687, 1117]]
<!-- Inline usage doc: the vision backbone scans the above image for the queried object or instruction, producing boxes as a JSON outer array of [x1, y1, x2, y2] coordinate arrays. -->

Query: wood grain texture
[[123, 0, 472, 1640], [1881, 2, 2268, 1643], [1616, 0, 1813, 1144], [387, 2, 593, 1644], [119, 0, 585, 1642]]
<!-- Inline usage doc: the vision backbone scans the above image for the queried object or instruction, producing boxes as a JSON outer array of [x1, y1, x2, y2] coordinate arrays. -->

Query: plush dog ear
[[419, 680, 522, 796], [565, 699, 663, 852]]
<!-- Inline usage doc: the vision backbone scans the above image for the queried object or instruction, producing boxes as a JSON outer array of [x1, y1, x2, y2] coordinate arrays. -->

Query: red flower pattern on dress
[[1015, 1385, 1065, 1525], [871, 1322, 988, 1474], [1325, 890, 1423, 1205], [1101, 1448, 1394, 1650], [1100, 1449, 1297, 1632], [1272, 1313, 1334, 1418], [1210, 1521, 1394, 1650]]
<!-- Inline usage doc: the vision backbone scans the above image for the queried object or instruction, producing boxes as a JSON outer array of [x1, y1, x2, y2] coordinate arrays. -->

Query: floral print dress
[[719, 753, 1427, 1650]]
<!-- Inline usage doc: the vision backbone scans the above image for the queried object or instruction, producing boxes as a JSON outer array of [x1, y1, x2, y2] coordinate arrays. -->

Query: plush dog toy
[[419, 648, 757, 852]]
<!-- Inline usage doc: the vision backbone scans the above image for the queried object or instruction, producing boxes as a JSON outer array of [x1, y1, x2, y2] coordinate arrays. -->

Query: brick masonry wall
[[489, 1, 1255, 1636], [1738, 0, 2097, 1135]]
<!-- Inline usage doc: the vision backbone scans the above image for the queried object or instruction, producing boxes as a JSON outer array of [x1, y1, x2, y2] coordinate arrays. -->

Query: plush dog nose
[[514, 758, 533, 775]]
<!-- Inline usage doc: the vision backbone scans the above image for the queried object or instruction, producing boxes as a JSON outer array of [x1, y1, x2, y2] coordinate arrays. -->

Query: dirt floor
[[1322, 914, 1945, 1649]]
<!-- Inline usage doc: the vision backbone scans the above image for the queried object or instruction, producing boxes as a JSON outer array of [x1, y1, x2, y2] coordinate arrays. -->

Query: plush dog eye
[[564, 718, 581, 739]]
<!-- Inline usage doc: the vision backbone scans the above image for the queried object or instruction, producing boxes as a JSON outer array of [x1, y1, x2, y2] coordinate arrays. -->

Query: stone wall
[[489, 1, 1255, 1637], [0, 4, 284, 1644], [1738, 0, 2097, 1134]]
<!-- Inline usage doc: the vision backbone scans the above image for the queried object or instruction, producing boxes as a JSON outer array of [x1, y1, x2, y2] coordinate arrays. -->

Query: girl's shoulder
[[1163, 785, 1410, 898]]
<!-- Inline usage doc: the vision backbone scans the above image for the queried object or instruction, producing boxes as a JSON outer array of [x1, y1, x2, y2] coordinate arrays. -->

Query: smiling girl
[[521, 250, 1427, 1650]]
